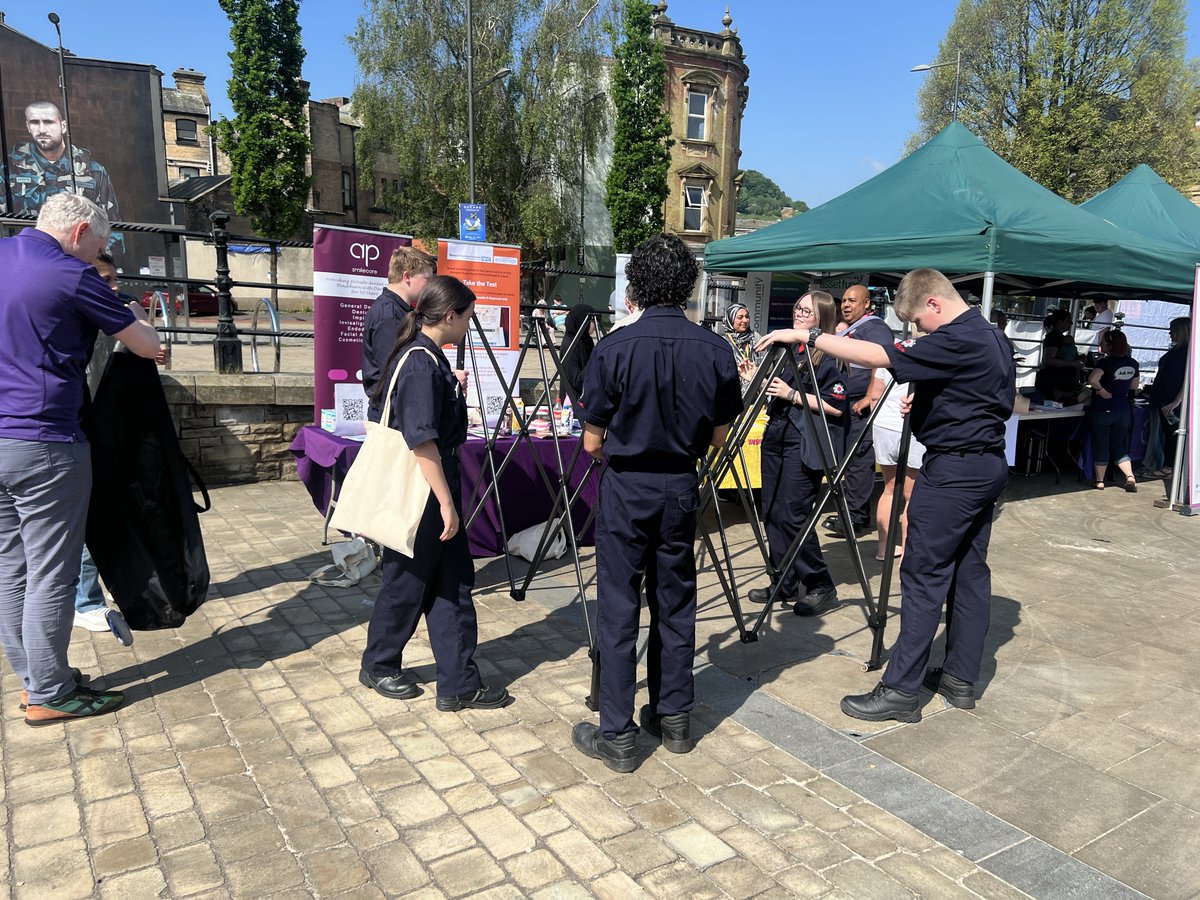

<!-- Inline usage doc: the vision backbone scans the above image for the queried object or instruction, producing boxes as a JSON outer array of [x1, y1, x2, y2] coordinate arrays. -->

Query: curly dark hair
[[626, 233, 699, 309]]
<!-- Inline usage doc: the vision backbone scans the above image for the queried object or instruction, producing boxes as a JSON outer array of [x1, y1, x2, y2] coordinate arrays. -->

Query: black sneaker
[[25, 684, 125, 727], [792, 587, 839, 616], [840, 681, 921, 723], [572, 721, 639, 773], [436, 685, 513, 712], [639, 705, 694, 753], [923, 667, 976, 709], [359, 669, 422, 700], [747, 586, 797, 604]]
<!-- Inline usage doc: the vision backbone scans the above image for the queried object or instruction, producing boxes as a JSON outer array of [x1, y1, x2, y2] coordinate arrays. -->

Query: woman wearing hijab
[[724, 302, 762, 385], [559, 303, 596, 405]]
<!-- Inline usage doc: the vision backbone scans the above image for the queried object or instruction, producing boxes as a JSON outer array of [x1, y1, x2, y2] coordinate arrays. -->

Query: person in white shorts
[[869, 369, 926, 561]]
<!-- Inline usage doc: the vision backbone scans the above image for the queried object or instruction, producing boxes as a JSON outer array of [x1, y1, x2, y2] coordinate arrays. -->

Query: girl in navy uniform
[[749, 291, 848, 615], [360, 276, 511, 712], [758, 269, 1014, 723], [571, 233, 742, 773]]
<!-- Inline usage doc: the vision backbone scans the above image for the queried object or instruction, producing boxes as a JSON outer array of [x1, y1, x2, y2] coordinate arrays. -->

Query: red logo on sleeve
[[832, 383, 846, 397], [896, 339, 916, 352]]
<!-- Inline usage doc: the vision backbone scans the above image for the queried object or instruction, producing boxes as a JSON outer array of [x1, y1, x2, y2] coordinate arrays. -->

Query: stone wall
[[161, 374, 313, 486]]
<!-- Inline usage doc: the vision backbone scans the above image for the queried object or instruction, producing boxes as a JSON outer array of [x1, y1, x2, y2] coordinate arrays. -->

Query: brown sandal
[[1094, 481, 1105, 490]]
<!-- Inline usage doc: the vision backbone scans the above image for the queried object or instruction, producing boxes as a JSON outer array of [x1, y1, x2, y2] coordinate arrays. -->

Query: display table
[[1003, 404, 1150, 480], [291, 425, 599, 558]]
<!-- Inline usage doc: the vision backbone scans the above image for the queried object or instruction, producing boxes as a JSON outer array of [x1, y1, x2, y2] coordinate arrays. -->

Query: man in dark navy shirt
[[759, 268, 1014, 723], [572, 233, 743, 772], [823, 284, 894, 538], [0, 194, 160, 726], [361, 246, 434, 421]]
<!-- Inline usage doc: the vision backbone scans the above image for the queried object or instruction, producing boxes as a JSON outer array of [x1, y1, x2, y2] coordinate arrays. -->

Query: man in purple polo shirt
[[0, 193, 160, 726]]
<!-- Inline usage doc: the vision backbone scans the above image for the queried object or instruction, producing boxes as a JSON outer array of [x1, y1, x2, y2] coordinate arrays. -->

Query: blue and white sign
[[459, 203, 487, 242]]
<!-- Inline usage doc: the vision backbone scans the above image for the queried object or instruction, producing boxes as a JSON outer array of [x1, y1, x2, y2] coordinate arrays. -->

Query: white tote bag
[[328, 347, 437, 556]]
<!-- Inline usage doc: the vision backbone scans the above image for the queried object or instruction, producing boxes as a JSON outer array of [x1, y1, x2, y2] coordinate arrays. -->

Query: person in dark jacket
[[558, 303, 596, 406]]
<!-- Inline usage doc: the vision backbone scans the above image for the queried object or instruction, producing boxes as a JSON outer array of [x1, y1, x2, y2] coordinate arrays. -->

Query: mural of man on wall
[[6, 100, 120, 220]]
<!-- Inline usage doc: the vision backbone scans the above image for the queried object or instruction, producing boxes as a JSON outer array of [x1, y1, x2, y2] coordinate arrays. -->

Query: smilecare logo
[[350, 242, 381, 273]]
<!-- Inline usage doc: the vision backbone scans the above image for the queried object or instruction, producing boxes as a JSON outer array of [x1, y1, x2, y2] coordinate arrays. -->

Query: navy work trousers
[[596, 468, 700, 739], [760, 428, 833, 597], [842, 414, 876, 528], [884, 450, 1008, 693], [361, 461, 482, 699]]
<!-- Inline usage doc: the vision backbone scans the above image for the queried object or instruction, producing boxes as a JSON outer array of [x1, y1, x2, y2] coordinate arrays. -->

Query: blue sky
[[5, 1, 1200, 207]]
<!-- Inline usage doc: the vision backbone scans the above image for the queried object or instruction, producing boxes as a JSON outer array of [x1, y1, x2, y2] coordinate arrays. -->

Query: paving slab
[[2, 473, 1196, 897]]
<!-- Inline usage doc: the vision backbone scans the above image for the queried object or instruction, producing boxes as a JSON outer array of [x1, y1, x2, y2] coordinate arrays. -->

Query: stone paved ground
[[3, 479, 1033, 900], [3, 468, 1196, 898]]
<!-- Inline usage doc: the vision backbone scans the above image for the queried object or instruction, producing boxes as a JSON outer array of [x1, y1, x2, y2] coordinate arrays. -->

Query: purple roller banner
[[312, 224, 413, 422]]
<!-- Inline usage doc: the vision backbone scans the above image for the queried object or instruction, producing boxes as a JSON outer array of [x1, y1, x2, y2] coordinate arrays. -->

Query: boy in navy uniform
[[758, 268, 1014, 722], [572, 233, 743, 772]]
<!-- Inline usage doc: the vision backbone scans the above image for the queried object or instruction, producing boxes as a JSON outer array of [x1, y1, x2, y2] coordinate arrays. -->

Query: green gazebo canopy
[[705, 123, 1196, 297], [1080, 164, 1200, 255]]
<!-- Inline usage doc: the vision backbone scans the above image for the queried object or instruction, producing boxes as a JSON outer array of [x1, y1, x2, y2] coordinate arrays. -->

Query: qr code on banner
[[340, 398, 365, 421], [485, 396, 507, 416]]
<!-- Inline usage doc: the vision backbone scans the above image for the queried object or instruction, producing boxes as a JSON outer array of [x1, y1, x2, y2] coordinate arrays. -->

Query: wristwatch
[[806, 327, 823, 343]]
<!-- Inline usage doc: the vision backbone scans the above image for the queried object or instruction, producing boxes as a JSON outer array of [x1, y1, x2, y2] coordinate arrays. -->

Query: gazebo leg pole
[[981, 271, 996, 320]]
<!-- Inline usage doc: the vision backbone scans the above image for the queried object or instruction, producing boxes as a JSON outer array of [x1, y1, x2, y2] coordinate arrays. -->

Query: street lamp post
[[47, 12, 79, 195], [465, 1, 512, 204], [578, 92, 605, 273], [911, 48, 962, 121]]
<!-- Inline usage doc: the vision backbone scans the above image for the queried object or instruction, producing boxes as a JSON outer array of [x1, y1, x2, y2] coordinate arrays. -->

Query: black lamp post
[[47, 12, 78, 195]]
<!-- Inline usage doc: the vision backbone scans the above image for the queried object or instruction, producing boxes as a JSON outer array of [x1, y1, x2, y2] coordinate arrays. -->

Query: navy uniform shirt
[[1092, 354, 1139, 413], [765, 347, 850, 469], [579, 306, 743, 470], [385, 332, 467, 454], [363, 287, 413, 422], [843, 314, 895, 399], [884, 307, 1015, 453]]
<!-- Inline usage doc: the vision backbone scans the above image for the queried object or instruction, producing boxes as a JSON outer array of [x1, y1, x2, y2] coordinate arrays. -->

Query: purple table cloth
[[290, 425, 599, 558]]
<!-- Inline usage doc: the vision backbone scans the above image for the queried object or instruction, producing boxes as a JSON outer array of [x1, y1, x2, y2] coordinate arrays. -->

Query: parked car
[[141, 285, 237, 316]]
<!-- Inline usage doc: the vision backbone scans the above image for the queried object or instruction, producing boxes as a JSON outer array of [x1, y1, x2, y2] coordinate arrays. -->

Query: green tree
[[605, 0, 673, 253], [737, 170, 807, 217], [211, 0, 311, 238], [913, 0, 1200, 202], [350, 1, 608, 253]]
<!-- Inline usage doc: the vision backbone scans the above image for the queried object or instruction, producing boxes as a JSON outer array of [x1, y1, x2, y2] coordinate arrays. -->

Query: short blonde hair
[[387, 246, 435, 283], [894, 268, 958, 320]]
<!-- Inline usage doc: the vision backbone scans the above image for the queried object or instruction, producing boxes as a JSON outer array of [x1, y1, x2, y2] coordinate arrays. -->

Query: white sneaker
[[74, 607, 112, 633]]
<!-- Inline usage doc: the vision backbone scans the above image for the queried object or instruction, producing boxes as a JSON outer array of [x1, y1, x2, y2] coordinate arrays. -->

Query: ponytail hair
[[373, 275, 475, 406]]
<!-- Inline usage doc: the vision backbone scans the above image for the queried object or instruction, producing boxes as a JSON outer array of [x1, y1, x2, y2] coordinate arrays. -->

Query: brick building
[[162, 68, 215, 185]]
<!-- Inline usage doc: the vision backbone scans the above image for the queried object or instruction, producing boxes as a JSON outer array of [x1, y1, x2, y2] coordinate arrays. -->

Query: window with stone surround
[[176, 118, 198, 143], [178, 166, 200, 180]]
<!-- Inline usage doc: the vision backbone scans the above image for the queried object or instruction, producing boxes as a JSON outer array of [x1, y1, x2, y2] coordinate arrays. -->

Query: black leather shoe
[[747, 586, 797, 604], [435, 684, 513, 711], [840, 681, 921, 723], [792, 587, 839, 616], [572, 722, 640, 773], [359, 669, 422, 700], [639, 705, 694, 753], [823, 516, 871, 538], [923, 667, 976, 709]]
